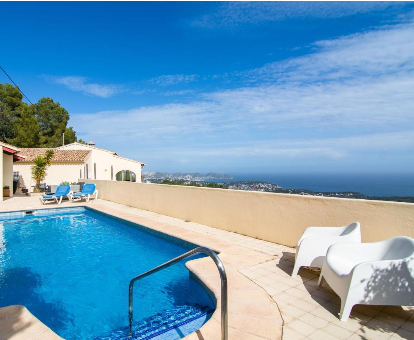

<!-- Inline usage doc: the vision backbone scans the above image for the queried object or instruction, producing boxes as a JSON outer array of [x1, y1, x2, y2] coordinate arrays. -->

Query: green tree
[[0, 83, 25, 142], [0, 83, 84, 147], [0, 83, 23, 113], [31, 149, 54, 192], [63, 126, 78, 145], [35, 97, 70, 147], [0, 102, 16, 142], [11, 104, 40, 147]]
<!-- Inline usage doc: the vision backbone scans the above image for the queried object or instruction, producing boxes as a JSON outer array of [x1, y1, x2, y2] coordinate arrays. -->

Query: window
[[86, 164, 89, 179], [115, 170, 136, 182], [80, 169, 82, 179], [111, 166, 114, 180], [94, 163, 97, 179]]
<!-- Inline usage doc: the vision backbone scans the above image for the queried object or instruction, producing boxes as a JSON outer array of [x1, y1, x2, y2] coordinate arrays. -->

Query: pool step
[[94, 304, 214, 340]]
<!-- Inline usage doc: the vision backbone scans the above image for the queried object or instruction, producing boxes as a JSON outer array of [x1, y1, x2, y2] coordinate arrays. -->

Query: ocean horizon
[[205, 173, 414, 197]]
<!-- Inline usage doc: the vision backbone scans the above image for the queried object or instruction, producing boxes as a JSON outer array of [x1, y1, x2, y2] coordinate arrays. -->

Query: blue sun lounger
[[39, 184, 71, 205], [71, 183, 98, 202]]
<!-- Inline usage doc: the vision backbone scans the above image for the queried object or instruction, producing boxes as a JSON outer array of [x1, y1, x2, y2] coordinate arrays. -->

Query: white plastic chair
[[292, 222, 361, 277], [318, 236, 414, 321]]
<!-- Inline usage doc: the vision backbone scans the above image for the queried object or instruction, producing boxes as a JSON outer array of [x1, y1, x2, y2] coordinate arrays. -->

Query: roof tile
[[16, 149, 91, 163]]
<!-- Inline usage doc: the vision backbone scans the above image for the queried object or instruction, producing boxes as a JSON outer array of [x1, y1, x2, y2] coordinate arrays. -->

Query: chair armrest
[[326, 242, 392, 268], [299, 234, 350, 251], [297, 227, 346, 247], [302, 227, 344, 238]]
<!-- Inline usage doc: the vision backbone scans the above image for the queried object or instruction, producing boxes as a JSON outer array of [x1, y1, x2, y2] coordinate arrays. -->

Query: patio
[[1, 195, 414, 339]]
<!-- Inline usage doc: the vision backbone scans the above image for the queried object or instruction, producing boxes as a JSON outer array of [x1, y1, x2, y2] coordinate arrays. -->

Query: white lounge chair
[[292, 222, 361, 277], [318, 236, 414, 321]]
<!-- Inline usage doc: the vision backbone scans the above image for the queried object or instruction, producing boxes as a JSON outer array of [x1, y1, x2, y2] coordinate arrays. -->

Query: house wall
[[0, 153, 3, 201], [14, 152, 142, 191], [81, 149, 142, 182], [59, 144, 142, 182], [14, 163, 84, 191], [84, 179, 414, 247], [3, 154, 14, 198]]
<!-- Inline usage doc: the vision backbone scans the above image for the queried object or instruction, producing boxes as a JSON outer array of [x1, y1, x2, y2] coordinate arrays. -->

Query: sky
[[1, 1, 414, 175]]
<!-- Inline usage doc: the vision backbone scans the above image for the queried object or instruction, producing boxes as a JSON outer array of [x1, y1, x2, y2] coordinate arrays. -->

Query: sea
[[205, 173, 414, 197]]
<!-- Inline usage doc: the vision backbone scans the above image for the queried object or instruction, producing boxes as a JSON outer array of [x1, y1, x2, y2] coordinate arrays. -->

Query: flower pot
[[3, 189, 10, 197]]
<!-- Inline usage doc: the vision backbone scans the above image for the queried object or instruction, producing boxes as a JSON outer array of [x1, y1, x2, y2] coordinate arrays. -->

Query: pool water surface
[[0, 207, 214, 339]]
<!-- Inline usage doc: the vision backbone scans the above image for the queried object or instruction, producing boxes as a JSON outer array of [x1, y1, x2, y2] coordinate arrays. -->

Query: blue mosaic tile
[[0, 207, 86, 222], [93, 304, 214, 340], [86, 207, 202, 250], [0, 211, 26, 220]]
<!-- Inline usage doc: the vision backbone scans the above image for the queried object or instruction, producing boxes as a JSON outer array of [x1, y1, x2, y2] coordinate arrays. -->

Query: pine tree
[[11, 104, 40, 147]]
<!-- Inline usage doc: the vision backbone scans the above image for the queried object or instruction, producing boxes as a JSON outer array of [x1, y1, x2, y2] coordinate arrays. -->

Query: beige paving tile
[[285, 319, 317, 336], [352, 305, 383, 318], [264, 285, 283, 297], [279, 304, 307, 319], [226, 314, 282, 339], [284, 287, 310, 299], [356, 326, 394, 340], [299, 312, 330, 329], [282, 326, 307, 340], [345, 334, 365, 340], [296, 299, 322, 313], [391, 327, 414, 340], [382, 306, 414, 320], [310, 306, 342, 323], [400, 319, 414, 333], [364, 319, 399, 334], [322, 323, 353, 340], [375, 312, 407, 327], [308, 329, 340, 340]]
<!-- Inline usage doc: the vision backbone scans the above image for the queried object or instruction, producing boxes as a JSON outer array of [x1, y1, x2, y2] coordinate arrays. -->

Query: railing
[[128, 247, 228, 340]]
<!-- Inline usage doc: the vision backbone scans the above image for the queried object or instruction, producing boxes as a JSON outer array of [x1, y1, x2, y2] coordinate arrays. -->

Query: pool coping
[[0, 202, 283, 340]]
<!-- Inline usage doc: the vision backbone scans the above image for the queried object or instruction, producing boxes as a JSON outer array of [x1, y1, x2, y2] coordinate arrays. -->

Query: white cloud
[[148, 74, 199, 86], [70, 19, 414, 171], [162, 90, 196, 96], [172, 131, 414, 158], [44, 76, 125, 98], [191, 2, 408, 29], [238, 21, 414, 84]]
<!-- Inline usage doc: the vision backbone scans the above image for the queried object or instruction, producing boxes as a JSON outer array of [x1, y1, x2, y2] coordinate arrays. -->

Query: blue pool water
[[0, 207, 214, 340]]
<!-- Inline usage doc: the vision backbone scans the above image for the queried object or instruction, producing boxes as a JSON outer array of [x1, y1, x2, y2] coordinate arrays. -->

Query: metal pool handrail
[[128, 246, 228, 340]]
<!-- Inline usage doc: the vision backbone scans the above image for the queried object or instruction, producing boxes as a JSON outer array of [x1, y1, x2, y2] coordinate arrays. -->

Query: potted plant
[[3, 186, 10, 197], [31, 150, 54, 192]]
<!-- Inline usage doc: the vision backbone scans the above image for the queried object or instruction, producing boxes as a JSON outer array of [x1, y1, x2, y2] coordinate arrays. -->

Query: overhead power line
[[0, 65, 33, 105]]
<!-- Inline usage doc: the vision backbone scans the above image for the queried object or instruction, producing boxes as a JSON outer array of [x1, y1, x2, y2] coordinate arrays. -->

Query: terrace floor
[[1, 195, 414, 340]]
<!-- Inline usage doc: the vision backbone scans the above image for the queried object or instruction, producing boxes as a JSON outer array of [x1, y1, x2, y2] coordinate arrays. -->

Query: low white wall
[[84, 179, 414, 247]]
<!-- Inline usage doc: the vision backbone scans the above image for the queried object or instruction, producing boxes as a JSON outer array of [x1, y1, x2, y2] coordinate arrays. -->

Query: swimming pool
[[0, 207, 214, 340]]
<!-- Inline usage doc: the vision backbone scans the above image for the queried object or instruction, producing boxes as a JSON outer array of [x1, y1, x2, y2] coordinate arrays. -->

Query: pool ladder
[[128, 246, 228, 340]]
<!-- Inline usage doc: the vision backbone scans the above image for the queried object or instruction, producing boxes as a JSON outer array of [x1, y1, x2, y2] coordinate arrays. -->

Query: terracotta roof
[[0, 141, 21, 153], [56, 142, 145, 165], [16, 149, 91, 163]]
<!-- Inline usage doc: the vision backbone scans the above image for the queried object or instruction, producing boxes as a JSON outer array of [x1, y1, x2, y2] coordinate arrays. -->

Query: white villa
[[14, 142, 145, 191]]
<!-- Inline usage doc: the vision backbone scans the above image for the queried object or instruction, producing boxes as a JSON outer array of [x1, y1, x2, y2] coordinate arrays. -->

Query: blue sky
[[1, 2, 414, 174]]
